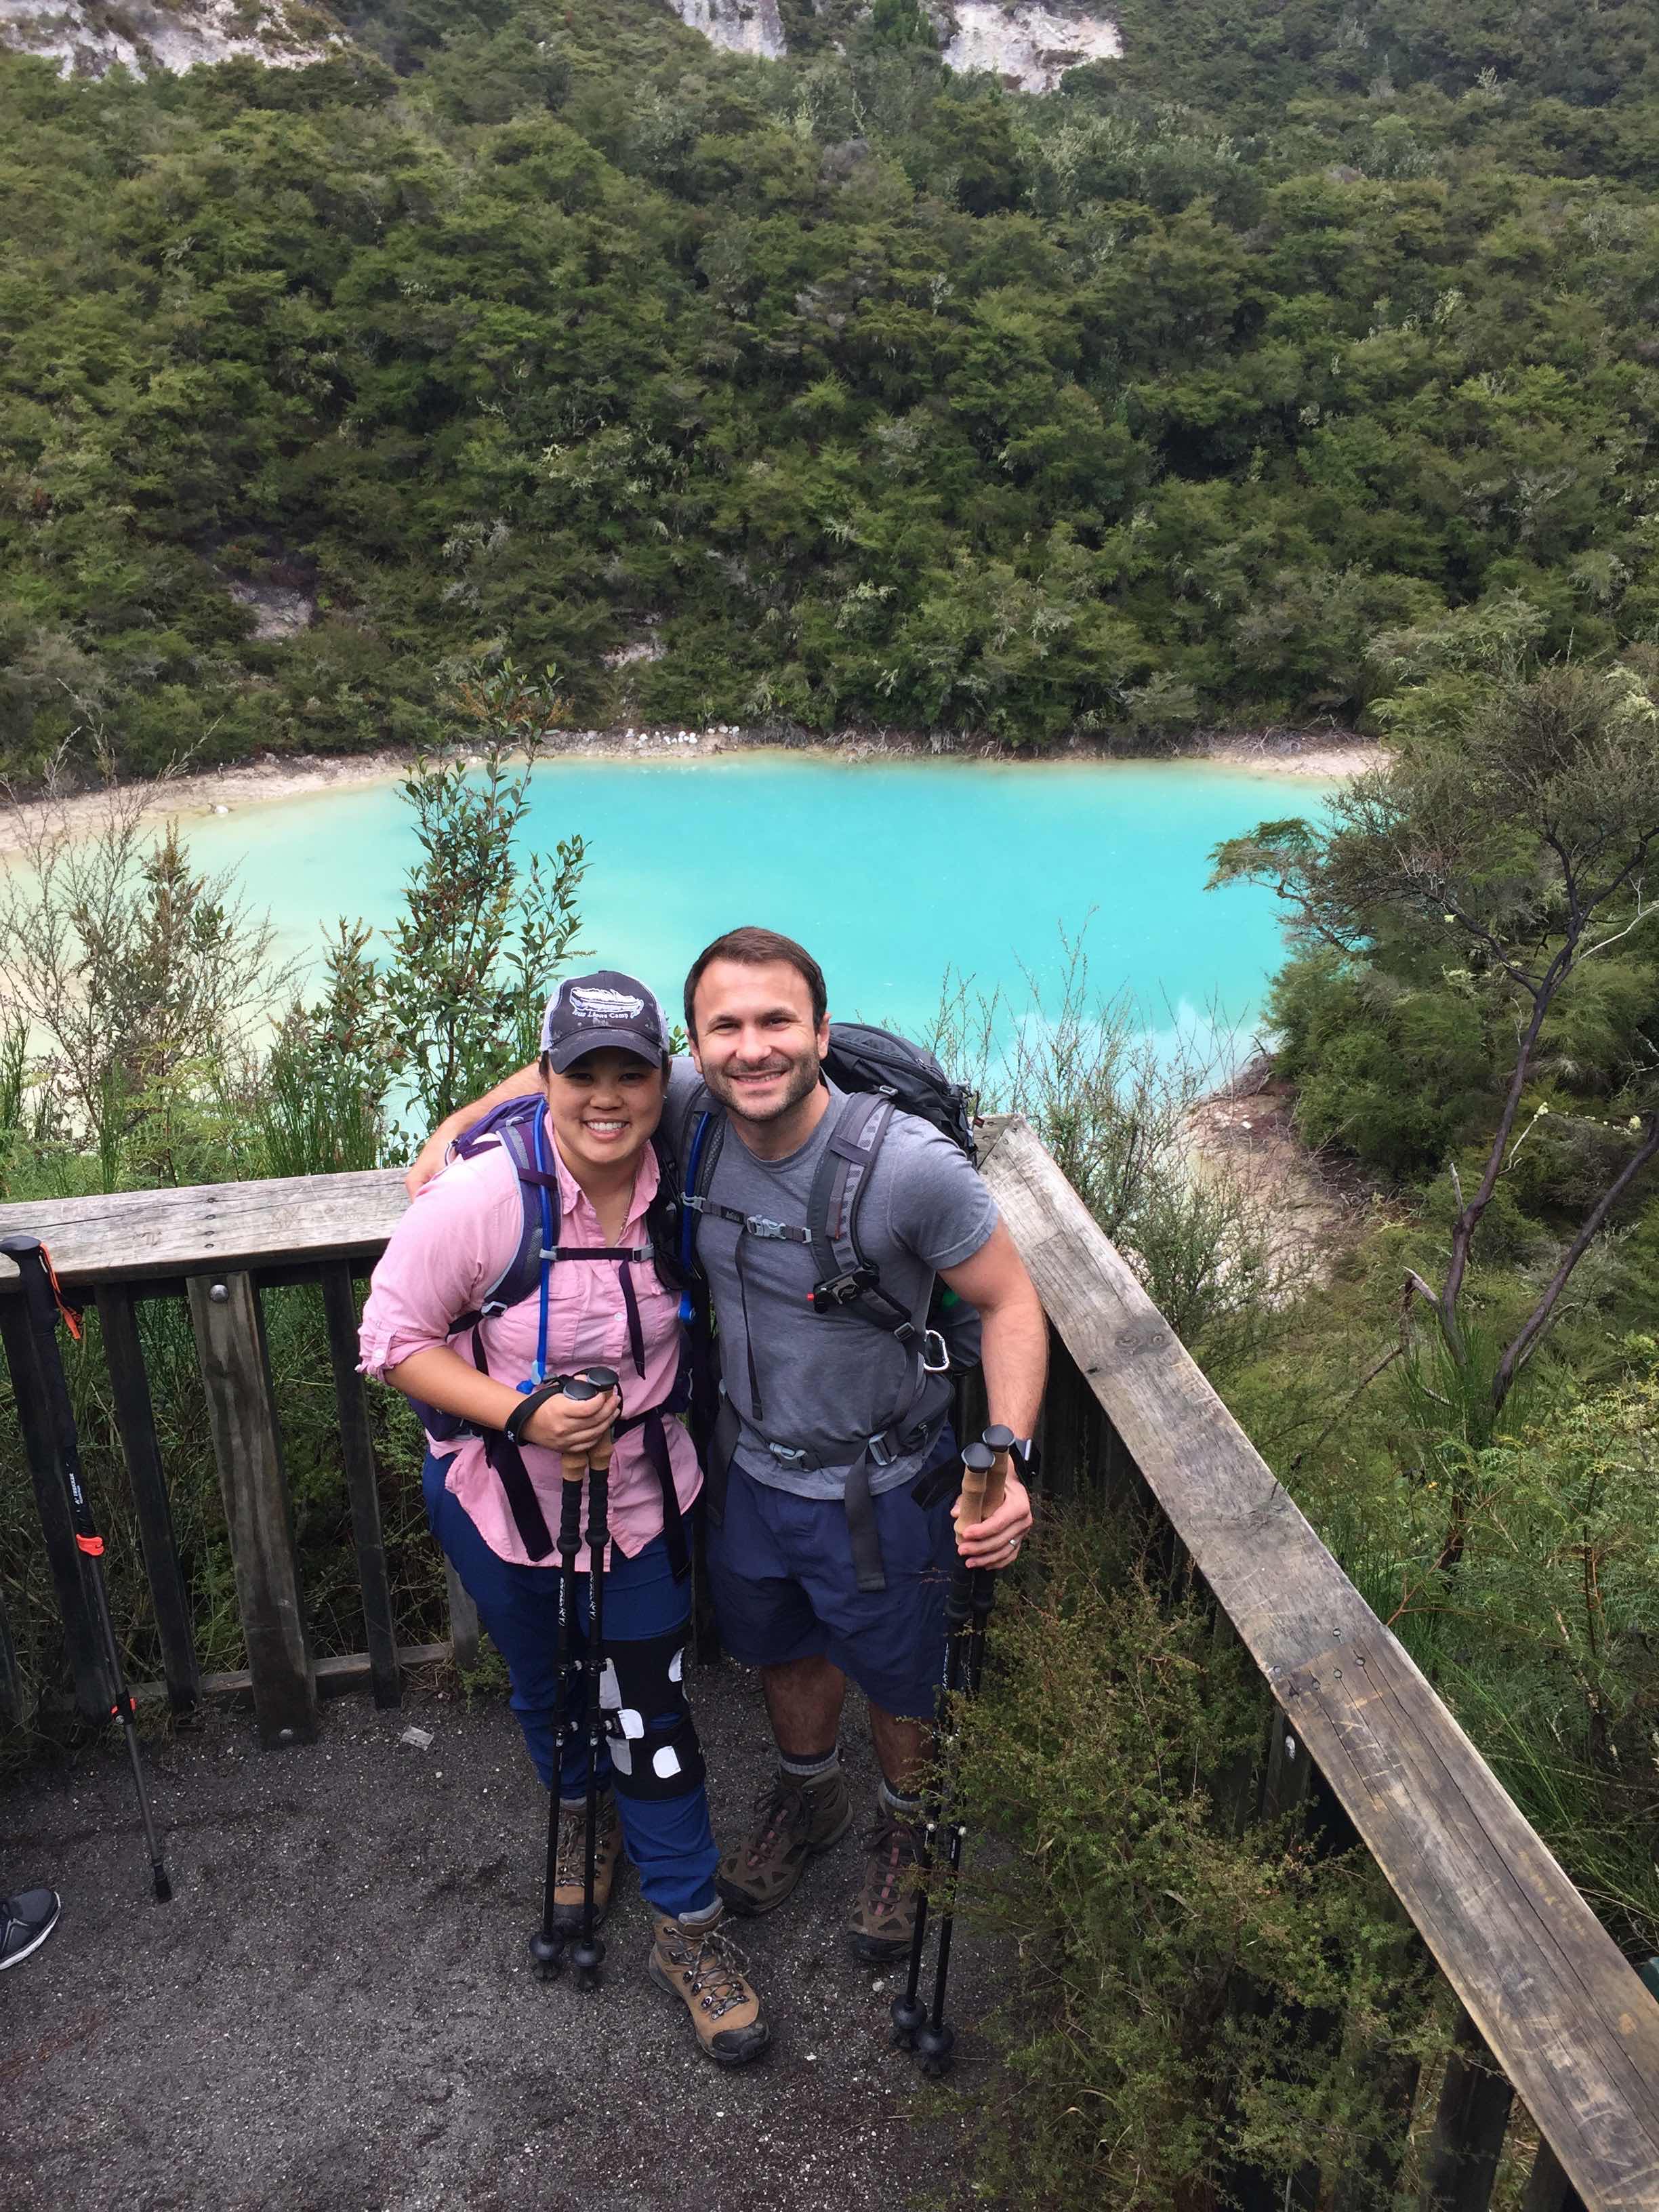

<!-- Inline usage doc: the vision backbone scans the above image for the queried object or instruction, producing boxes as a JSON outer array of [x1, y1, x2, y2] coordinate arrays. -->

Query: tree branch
[[1493, 1118, 1659, 1408]]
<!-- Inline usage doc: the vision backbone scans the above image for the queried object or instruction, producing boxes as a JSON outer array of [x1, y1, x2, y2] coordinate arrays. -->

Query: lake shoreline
[[0, 722, 1378, 855]]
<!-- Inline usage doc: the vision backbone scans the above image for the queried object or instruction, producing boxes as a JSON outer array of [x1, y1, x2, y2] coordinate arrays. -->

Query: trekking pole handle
[[981, 1425, 1015, 1521], [583, 1366, 620, 1475], [558, 1372, 604, 1483], [958, 1441, 997, 1530]]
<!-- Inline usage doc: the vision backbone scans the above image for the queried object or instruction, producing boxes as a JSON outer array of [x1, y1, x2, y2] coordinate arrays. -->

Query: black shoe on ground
[[0, 1887, 61, 1971]]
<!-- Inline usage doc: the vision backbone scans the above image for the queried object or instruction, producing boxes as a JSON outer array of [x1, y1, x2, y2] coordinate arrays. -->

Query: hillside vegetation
[[3, 0, 1659, 778]]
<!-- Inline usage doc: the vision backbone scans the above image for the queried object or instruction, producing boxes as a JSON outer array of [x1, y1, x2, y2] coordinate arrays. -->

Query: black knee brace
[[598, 1626, 706, 1801]]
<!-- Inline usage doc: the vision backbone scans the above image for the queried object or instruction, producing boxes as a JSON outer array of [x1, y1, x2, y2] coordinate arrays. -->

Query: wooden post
[[318, 1263, 400, 1710], [445, 1557, 480, 1674], [94, 1285, 201, 1713], [1521, 2139, 1587, 2212], [188, 1271, 318, 1748], [1420, 2005, 1515, 2212], [0, 1582, 21, 1724], [0, 1290, 111, 1719]]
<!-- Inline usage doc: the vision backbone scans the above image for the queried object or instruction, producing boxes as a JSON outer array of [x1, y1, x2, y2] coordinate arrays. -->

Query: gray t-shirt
[[664, 1061, 999, 1498]]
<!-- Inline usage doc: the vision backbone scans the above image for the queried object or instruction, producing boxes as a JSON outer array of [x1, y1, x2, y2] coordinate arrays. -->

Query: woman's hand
[[952, 1471, 1033, 1572], [523, 1385, 621, 1458]]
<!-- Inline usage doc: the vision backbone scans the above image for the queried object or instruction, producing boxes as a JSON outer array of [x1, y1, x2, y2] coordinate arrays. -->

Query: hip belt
[[704, 1396, 946, 1596]]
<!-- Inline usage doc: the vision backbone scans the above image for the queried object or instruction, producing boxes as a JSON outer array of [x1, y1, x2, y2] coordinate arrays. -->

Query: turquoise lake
[[177, 752, 1332, 1056]]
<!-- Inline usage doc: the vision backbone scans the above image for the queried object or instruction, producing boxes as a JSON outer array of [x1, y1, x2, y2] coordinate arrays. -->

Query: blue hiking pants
[[424, 1452, 718, 1919]]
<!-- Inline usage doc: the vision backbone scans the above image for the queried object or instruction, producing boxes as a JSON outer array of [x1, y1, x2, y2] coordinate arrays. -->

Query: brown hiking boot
[[716, 1763, 852, 1918], [848, 1802, 924, 1963], [552, 1788, 622, 1932], [649, 1904, 771, 2066]]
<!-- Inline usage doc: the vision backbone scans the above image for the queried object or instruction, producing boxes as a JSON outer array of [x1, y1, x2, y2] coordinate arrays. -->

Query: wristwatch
[[502, 1378, 565, 1448]]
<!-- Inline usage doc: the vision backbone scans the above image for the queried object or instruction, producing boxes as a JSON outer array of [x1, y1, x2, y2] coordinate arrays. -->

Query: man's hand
[[404, 1124, 455, 1200], [403, 1061, 544, 1198], [952, 1471, 1033, 1571]]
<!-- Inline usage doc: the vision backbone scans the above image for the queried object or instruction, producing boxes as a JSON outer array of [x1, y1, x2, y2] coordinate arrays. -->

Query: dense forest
[[4, 0, 1659, 778]]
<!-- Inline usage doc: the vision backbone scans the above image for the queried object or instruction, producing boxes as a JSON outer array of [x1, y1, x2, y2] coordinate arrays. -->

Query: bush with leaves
[[952, 1505, 1438, 2211]]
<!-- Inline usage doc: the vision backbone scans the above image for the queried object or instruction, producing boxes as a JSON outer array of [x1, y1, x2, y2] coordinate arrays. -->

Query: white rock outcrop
[[665, 0, 786, 60], [0, 0, 335, 78], [939, 3, 1121, 91]]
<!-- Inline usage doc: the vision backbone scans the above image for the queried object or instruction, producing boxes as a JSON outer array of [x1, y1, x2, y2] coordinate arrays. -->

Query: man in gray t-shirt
[[412, 926, 1046, 1973], [660, 1065, 998, 1502]]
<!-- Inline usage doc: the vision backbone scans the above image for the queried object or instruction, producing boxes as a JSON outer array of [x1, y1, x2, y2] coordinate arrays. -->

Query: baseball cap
[[539, 969, 670, 1072]]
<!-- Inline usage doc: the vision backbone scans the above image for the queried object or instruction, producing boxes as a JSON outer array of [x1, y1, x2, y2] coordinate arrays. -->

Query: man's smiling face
[[688, 958, 830, 1130]]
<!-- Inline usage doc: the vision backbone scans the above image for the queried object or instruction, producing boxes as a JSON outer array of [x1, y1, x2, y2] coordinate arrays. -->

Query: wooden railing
[[0, 1164, 476, 1742], [3, 1120, 1658, 2208]]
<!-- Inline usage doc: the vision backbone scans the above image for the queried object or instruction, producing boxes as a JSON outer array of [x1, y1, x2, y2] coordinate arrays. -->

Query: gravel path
[[1, 1662, 997, 2211]]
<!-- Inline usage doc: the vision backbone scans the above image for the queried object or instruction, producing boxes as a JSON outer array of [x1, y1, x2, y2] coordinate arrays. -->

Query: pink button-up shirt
[[358, 1116, 700, 1571]]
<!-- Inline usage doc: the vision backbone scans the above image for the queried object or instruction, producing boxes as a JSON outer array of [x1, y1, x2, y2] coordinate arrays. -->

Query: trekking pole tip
[[570, 1933, 605, 1989], [529, 1929, 566, 1981], [914, 2022, 956, 2077], [889, 1991, 926, 2048], [152, 1866, 173, 1903]]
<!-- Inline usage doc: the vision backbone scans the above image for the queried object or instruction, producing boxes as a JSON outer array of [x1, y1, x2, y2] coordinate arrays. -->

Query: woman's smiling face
[[543, 1046, 667, 1177]]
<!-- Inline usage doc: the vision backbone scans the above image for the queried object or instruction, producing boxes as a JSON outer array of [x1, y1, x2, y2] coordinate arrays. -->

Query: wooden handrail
[[977, 1114, 1659, 2212], [0, 1167, 411, 1291]]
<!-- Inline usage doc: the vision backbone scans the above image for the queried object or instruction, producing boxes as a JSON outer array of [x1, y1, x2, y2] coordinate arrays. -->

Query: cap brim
[[545, 1030, 663, 1073]]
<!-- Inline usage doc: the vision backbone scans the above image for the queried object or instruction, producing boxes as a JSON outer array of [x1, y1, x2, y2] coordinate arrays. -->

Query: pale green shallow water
[[177, 752, 1332, 1054]]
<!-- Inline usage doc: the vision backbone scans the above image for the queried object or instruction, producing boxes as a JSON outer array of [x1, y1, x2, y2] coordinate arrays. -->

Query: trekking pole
[[890, 1435, 999, 2063], [530, 1379, 581, 1982], [899, 1428, 1011, 2076], [1, 1236, 171, 1903], [566, 1364, 619, 1993]]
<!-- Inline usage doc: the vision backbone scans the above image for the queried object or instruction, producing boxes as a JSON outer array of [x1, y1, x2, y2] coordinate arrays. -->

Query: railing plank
[[94, 1284, 201, 1713], [0, 1292, 112, 1720], [318, 1263, 400, 1711], [982, 1117, 1659, 2212], [188, 1271, 319, 1748], [0, 1168, 409, 1292]]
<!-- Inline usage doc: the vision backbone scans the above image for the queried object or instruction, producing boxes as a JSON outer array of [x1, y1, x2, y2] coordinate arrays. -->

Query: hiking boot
[[649, 1903, 771, 2066], [848, 1804, 923, 1963], [716, 1762, 852, 1918], [1, 1887, 60, 1971], [552, 1789, 622, 1932]]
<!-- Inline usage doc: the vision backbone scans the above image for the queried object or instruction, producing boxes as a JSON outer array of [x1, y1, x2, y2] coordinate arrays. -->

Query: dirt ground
[[1185, 1057, 1374, 1284], [1, 1662, 996, 2212]]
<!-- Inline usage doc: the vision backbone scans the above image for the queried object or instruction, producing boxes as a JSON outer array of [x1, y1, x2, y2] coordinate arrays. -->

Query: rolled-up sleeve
[[358, 1156, 510, 1382]]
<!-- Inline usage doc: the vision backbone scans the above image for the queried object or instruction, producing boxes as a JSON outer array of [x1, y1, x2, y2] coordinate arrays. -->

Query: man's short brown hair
[[683, 927, 827, 1038]]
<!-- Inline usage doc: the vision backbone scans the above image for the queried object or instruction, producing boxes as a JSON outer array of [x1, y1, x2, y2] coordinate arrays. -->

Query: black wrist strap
[[502, 1377, 566, 1447], [1010, 1435, 1040, 1484]]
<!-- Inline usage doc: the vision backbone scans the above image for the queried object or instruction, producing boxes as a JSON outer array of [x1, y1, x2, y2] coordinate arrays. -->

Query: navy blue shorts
[[704, 1431, 959, 1721]]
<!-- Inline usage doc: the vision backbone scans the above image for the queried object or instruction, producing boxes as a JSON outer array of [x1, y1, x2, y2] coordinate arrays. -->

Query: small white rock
[[213, 804, 230, 815]]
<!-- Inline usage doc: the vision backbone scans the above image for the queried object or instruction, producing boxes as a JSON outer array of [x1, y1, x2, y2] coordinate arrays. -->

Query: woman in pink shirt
[[359, 970, 768, 2066]]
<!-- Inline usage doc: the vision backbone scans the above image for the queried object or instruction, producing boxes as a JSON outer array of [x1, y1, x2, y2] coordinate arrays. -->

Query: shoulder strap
[[478, 1113, 560, 1317], [805, 1092, 922, 1346]]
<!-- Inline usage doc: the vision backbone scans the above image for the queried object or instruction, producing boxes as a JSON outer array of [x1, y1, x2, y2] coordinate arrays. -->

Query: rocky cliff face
[[937, 3, 1120, 90], [663, 0, 786, 60], [0, 0, 335, 77], [663, 1, 1120, 91]]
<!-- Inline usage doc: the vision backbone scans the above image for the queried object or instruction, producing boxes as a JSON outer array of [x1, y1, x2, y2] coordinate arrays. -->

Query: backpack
[[679, 1021, 983, 1374]]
